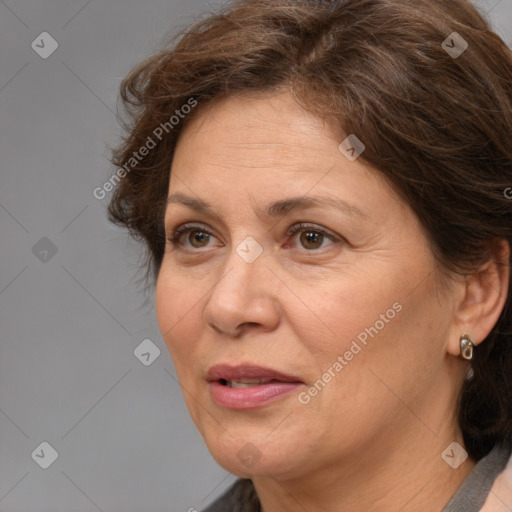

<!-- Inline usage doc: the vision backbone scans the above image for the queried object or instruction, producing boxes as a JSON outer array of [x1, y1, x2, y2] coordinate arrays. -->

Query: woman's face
[[156, 90, 464, 479]]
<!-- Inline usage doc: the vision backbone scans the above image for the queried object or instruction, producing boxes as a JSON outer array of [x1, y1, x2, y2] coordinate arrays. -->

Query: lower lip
[[209, 381, 303, 409]]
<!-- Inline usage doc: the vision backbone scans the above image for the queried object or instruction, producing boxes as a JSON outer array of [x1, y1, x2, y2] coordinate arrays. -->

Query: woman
[[108, 0, 512, 510]]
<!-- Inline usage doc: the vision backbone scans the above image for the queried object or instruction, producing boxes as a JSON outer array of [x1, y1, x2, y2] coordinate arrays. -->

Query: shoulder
[[480, 445, 512, 511], [201, 478, 259, 512]]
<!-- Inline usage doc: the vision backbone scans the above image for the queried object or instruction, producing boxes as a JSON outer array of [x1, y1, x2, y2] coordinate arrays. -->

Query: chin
[[212, 451, 302, 480], [200, 427, 309, 480]]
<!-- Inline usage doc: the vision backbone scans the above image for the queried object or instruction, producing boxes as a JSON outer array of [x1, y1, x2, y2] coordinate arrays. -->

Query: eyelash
[[166, 222, 339, 251]]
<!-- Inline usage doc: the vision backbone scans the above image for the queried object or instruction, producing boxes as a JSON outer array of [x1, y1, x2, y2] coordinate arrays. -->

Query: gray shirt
[[202, 438, 512, 512]]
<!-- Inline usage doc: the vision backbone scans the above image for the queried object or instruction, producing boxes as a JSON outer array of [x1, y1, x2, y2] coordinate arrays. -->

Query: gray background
[[0, 1, 511, 511]]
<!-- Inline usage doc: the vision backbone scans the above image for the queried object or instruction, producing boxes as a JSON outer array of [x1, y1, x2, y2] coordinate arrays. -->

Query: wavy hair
[[108, 0, 512, 460]]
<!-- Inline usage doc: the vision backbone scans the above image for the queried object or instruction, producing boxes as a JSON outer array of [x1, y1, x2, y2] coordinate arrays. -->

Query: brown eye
[[299, 230, 325, 250], [167, 223, 216, 250], [187, 230, 210, 248], [287, 223, 338, 251]]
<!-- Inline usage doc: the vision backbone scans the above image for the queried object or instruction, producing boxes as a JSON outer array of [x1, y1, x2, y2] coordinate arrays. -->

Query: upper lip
[[206, 364, 303, 383]]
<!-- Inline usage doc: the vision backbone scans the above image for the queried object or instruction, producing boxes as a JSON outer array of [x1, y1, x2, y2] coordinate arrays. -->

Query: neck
[[252, 420, 475, 512]]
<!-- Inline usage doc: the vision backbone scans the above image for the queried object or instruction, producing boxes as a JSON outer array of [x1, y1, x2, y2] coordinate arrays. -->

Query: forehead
[[174, 90, 340, 161], [168, 90, 407, 225]]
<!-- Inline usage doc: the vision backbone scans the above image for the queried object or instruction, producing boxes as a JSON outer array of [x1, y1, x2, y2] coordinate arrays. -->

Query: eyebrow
[[166, 192, 368, 221]]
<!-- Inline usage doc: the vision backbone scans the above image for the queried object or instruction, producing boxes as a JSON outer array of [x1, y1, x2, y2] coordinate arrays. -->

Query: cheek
[[298, 274, 403, 361], [155, 270, 202, 363], [298, 264, 442, 406]]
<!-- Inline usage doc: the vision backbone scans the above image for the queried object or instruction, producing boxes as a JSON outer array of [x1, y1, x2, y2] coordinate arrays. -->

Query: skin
[[155, 89, 510, 511]]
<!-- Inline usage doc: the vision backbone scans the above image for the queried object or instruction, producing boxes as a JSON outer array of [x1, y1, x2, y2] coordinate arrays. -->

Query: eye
[[286, 223, 338, 250], [166, 222, 340, 252], [167, 223, 217, 250]]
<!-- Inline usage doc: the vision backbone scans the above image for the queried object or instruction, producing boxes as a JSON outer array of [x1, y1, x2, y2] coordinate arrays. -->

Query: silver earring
[[460, 334, 475, 360]]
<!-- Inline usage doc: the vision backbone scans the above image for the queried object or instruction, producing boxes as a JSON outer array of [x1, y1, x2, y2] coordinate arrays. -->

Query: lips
[[207, 364, 304, 409], [207, 364, 303, 385]]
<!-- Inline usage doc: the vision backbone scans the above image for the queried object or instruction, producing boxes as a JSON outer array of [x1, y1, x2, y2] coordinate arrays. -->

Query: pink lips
[[207, 364, 304, 409]]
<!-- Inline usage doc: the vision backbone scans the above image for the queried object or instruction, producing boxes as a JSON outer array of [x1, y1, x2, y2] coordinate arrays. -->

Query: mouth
[[206, 365, 304, 409], [218, 377, 289, 388]]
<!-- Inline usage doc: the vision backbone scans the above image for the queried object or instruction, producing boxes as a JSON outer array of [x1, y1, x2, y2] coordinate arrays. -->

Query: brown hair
[[108, 0, 512, 460]]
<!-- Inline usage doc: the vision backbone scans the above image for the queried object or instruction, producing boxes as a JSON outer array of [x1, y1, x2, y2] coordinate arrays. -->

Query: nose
[[203, 245, 280, 338]]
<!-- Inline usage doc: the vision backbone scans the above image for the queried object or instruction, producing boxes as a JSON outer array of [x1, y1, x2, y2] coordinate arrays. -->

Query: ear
[[446, 239, 510, 357]]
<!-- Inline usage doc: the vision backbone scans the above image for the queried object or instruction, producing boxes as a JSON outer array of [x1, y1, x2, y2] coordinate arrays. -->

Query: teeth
[[227, 378, 272, 388]]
